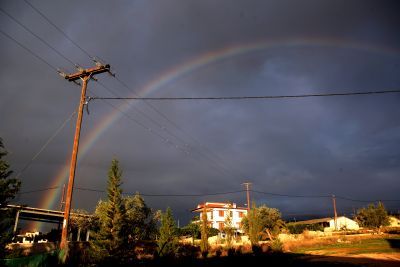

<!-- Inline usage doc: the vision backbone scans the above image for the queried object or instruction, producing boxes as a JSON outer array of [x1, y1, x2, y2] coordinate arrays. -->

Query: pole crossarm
[[62, 64, 110, 82]]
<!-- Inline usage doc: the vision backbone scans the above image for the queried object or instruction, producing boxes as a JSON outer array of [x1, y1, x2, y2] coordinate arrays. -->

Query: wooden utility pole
[[332, 194, 338, 231], [59, 63, 110, 249], [242, 182, 252, 210]]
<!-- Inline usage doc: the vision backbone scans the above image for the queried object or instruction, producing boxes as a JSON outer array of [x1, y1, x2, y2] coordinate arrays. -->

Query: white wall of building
[[326, 216, 359, 231]]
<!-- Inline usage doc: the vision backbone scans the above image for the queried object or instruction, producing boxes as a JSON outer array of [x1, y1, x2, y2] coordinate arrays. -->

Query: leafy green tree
[[94, 159, 127, 259], [257, 205, 285, 236], [224, 205, 235, 248], [181, 221, 200, 244], [0, 138, 21, 256], [157, 207, 178, 257], [356, 202, 390, 229], [200, 209, 209, 256], [242, 203, 284, 245], [242, 203, 262, 246], [124, 193, 158, 241]]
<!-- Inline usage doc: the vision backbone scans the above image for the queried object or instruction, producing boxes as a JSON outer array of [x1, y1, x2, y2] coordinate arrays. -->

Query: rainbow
[[31, 37, 399, 230]]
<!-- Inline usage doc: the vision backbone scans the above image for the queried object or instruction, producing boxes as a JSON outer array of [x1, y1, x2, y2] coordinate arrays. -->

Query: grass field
[[293, 236, 400, 255]]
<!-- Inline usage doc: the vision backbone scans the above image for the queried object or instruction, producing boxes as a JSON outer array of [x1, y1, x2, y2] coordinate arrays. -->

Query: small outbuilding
[[389, 216, 400, 227], [292, 216, 359, 231]]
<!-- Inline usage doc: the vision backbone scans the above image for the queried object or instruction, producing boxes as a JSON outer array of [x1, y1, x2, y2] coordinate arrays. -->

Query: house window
[[219, 210, 224, 217], [218, 222, 224, 230], [238, 211, 244, 218], [230, 211, 233, 217], [210, 211, 213, 220]]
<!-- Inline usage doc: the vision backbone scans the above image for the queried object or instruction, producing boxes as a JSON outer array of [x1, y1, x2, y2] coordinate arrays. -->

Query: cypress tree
[[157, 207, 177, 257], [0, 138, 21, 257]]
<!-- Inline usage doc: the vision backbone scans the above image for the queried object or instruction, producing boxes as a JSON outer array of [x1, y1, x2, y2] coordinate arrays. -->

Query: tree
[[94, 159, 127, 258], [257, 205, 285, 237], [0, 138, 21, 256], [242, 203, 262, 246], [242, 203, 284, 246], [356, 202, 390, 229], [200, 208, 209, 256], [181, 221, 200, 244], [157, 207, 178, 257], [124, 193, 158, 241], [224, 204, 235, 248]]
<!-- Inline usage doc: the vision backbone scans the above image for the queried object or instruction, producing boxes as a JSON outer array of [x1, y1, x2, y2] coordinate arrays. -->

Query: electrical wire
[[90, 89, 400, 101], [23, 0, 93, 59], [252, 190, 330, 198], [9, 2, 240, 181], [0, 29, 58, 71], [74, 186, 245, 197], [252, 190, 400, 202], [20, 0, 250, 182], [18, 186, 59, 195], [15, 110, 77, 179], [0, 7, 75, 66], [15, 184, 400, 204]]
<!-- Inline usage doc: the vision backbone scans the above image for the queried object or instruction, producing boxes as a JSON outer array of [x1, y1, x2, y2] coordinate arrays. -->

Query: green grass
[[294, 237, 400, 255]]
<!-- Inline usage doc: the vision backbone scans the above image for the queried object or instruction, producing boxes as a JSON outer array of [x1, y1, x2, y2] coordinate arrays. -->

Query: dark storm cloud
[[1, 0, 400, 227]]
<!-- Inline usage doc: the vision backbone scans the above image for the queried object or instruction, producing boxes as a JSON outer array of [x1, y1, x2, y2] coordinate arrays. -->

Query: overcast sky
[[1, 0, 400, 229]]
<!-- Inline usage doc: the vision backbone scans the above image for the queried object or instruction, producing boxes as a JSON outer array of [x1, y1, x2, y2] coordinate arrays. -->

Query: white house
[[192, 202, 248, 232], [293, 216, 359, 231]]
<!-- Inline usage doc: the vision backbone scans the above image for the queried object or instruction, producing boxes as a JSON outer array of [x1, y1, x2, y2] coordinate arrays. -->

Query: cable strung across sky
[[90, 89, 400, 101], [17, 186, 400, 202]]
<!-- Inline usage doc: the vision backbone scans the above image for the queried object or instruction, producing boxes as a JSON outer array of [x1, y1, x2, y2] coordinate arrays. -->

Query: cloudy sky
[[1, 0, 399, 229]]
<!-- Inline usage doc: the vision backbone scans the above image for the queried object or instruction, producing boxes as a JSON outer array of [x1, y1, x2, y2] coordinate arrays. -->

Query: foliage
[[124, 193, 158, 241], [200, 208, 209, 255], [180, 222, 201, 242], [157, 207, 178, 257], [92, 161, 159, 264], [224, 205, 235, 248], [242, 203, 261, 245], [92, 159, 128, 260], [286, 222, 324, 234], [356, 202, 390, 229], [208, 227, 220, 237], [0, 138, 21, 257], [242, 203, 285, 245], [270, 238, 284, 252]]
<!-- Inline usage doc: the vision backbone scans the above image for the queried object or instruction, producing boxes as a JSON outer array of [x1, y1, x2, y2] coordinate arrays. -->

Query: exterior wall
[[203, 207, 247, 232], [207, 208, 247, 231], [326, 217, 359, 231]]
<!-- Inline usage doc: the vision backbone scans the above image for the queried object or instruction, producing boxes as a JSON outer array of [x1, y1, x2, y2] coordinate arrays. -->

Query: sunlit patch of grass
[[293, 237, 400, 255]]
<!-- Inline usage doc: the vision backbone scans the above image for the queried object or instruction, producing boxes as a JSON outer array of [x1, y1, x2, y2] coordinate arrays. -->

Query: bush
[[286, 223, 324, 234], [270, 238, 283, 252]]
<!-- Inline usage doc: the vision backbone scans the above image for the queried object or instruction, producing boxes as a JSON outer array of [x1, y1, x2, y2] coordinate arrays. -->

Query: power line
[[23, 0, 93, 59], [21, 0, 250, 183], [16, 184, 400, 202], [15, 110, 77, 179], [74, 186, 245, 197], [0, 29, 58, 71], [18, 186, 59, 195], [252, 190, 330, 198], [15, 1, 237, 180], [252, 190, 400, 202], [1, 7, 228, 177], [0, 7, 75, 66], [90, 89, 400, 101]]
